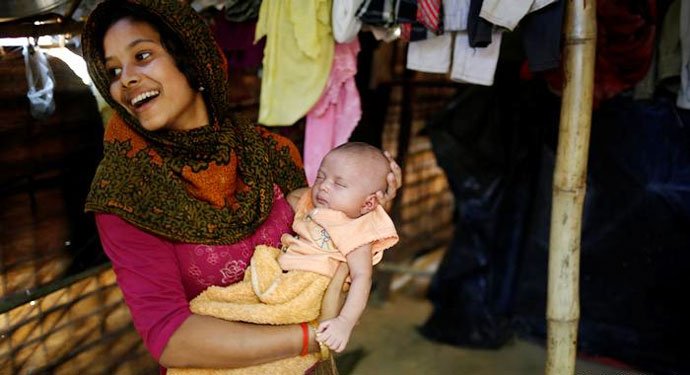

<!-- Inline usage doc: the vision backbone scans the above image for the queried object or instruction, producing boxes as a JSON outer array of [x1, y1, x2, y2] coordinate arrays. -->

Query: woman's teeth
[[131, 90, 160, 106]]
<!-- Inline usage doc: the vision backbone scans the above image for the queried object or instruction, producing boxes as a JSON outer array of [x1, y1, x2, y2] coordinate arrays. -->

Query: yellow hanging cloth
[[256, 0, 334, 126]]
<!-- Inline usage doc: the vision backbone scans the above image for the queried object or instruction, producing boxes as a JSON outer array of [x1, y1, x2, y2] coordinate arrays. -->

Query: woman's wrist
[[297, 322, 319, 356], [307, 322, 319, 354], [296, 322, 330, 360], [299, 322, 310, 356]]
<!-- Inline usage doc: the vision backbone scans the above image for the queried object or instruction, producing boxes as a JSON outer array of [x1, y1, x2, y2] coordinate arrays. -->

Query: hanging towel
[[451, 30, 503, 86], [407, 32, 453, 73]]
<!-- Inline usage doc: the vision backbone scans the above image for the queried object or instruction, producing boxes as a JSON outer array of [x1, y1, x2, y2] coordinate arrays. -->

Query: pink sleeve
[[95, 213, 192, 362]]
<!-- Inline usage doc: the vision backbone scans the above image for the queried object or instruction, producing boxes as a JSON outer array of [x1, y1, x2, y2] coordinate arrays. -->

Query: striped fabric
[[417, 0, 443, 34]]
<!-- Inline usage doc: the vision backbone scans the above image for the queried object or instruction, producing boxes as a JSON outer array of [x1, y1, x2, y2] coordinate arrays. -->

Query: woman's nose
[[120, 65, 140, 87]]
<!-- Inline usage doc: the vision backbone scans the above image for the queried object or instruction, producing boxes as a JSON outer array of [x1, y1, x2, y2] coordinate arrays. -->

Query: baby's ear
[[360, 194, 380, 215]]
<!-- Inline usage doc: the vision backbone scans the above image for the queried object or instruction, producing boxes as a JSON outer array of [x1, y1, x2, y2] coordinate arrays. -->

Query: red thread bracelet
[[300, 322, 309, 356]]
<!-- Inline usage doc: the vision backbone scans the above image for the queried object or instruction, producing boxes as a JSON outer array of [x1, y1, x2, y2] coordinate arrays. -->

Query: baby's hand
[[316, 316, 355, 353]]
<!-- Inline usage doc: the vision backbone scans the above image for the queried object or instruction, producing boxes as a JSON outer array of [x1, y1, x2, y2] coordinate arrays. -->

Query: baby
[[182, 142, 398, 373], [283, 142, 399, 352]]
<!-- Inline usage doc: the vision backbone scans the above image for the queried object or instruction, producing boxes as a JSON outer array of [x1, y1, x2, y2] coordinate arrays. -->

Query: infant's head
[[312, 142, 390, 218]]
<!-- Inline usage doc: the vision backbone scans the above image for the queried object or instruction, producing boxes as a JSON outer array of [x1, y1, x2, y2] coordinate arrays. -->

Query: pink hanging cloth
[[304, 38, 362, 185]]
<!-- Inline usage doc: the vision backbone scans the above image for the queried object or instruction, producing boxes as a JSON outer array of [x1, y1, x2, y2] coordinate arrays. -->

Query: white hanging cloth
[[23, 44, 56, 120]]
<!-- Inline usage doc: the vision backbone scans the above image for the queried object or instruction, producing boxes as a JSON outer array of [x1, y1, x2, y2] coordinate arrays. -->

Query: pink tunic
[[303, 39, 362, 185], [95, 187, 295, 362]]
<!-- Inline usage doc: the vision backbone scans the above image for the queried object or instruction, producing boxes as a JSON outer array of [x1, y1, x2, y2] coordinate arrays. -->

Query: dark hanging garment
[[520, 0, 565, 72], [543, 0, 657, 107], [468, 0, 493, 48], [420, 43, 553, 348], [224, 0, 262, 22]]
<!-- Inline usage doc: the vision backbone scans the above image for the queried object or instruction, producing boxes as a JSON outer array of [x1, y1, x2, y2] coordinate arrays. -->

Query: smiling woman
[[78, 0, 356, 373], [0, 1, 401, 373], [103, 17, 209, 132]]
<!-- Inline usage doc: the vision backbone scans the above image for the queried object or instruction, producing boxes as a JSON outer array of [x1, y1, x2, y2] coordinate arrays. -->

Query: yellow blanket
[[168, 245, 331, 375]]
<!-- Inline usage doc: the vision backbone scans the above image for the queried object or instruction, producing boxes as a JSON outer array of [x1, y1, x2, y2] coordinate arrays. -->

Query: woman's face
[[103, 17, 208, 131]]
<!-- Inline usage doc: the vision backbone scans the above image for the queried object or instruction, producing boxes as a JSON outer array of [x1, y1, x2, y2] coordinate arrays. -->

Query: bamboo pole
[[545, 0, 596, 374]]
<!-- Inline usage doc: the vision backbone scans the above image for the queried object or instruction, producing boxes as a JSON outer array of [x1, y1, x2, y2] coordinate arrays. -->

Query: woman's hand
[[375, 150, 402, 211]]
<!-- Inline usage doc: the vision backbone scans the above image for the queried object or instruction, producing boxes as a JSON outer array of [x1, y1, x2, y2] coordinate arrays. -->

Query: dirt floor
[[335, 252, 648, 375]]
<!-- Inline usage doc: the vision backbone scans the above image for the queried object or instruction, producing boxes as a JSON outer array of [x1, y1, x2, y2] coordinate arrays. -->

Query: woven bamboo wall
[[0, 48, 104, 300], [0, 266, 157, 374], [381, 76, 456, 267]]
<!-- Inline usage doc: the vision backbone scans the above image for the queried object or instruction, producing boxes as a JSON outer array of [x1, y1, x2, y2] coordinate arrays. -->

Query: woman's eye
[[136, 51, 152, 61], [336, 182, 346, 188]]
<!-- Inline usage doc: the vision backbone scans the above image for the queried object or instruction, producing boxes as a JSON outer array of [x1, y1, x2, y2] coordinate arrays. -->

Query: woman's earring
[[198, 86, 205, 92]]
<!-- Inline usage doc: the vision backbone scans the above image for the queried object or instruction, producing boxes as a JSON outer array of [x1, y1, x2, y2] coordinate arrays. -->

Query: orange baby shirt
[[278, 190, 399, 277]]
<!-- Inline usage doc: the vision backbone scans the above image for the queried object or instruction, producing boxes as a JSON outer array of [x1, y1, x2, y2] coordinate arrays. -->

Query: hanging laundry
[[468, 0, 493, 47], [400, 22, 433, 42], [467, 0, 494, 47], [444, 0, 471, 31], [399, 0, 443, 42], [23, 44, 56, 119], [544, 0, 657, 108], [333, 0, 366, 43], [224, 0, 262, 22], [407, 33, 452, 74], [212, 14, 264, 71], [368, 25, 403, 42], [520, 0, 565, 73], [356, 0, 418, 27], [255, 0, 334, 126], [417, 0, 443, 34], [356, 0, 440, 43], [634, 0, 682, 100], [406, 0, 502, 86], [451, 31, 503, 85], [479, 0, 558, 32], [479, 0, 532, 31], [211, 14, 265, 103], [304, 39, 362, 185]]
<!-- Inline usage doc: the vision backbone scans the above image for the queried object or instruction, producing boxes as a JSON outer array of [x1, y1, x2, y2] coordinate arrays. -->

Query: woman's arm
[[316, 244, 373, 353], [161, 315, 315, 368], [95, 213, 317, 369]]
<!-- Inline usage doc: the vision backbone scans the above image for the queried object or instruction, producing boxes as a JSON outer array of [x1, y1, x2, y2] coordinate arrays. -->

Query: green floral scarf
[[82, 0, 306, 244]]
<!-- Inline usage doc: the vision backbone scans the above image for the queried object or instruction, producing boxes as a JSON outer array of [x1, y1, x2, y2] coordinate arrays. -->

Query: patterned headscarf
[[82, 0, 306, 244]]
